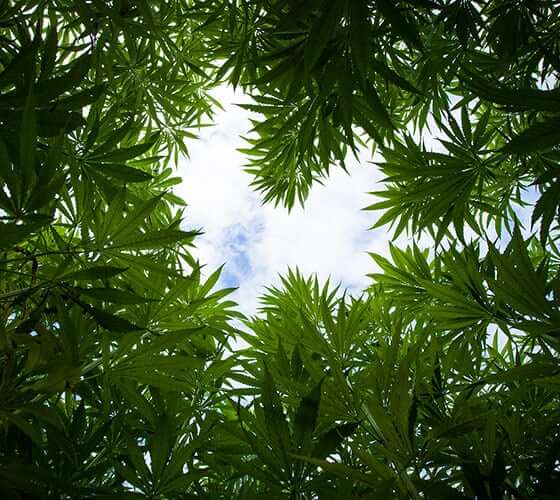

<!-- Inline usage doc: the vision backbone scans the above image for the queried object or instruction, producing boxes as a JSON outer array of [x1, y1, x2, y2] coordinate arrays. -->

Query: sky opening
[[177, 87, 540, 317], [178, 87, 386, 316]]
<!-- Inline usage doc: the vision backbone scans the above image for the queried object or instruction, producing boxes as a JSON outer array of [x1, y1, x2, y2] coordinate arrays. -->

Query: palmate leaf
[[532, 174, 560, 244], [349, 0, 370, 84], [366, 107, 521, 241], [293, 379, 322, 455], [312, 421, 359, 460], [462, 68, 560, 112], [303, 1, 343, 73], [86, 163, 154, 183], [290, 454, 382, 489], [77, 287, 154, 304], [87, 135, 160, 163], [502, 114, 560, 153], [377, 0, 422, 50], [60, 265, 128, 281], [481, 361, 560, 385], [0, 5, 238, 497], [86, 304, 141, 332], [3, 0, 560, 498], [360, 82, 395, 131], [260, 364, 291, 466], [370, 58, 419, 95], [0, 40, 38, 90], [19, 90, 36, 187], [110, 228, 201, 250], [0, 217, 52, 250]]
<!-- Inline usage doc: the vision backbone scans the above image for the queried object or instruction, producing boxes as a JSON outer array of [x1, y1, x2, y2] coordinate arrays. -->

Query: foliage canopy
[[1, 1, 559, 499]]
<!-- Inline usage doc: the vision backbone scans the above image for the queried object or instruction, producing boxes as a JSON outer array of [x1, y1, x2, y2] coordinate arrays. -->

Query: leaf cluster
[[2, 1, 560, 499]]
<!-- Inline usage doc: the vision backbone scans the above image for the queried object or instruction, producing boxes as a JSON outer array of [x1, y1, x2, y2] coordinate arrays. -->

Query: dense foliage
[[1, 1, 559, 499]]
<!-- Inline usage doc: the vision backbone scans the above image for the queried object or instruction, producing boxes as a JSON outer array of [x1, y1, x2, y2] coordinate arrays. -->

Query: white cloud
[[177, 87, 389, 315], [176, 86, 539, 320]]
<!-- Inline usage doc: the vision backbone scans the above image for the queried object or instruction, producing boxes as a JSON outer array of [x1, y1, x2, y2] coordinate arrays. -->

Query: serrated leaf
[[312, 422, 359, 459], [88, 136, 159, 163], [78, 287, 154, 304], [39, 27, 58, 81], [502, 115, 560, 153], [111, 229, 201, 250], [377, 0, 422, 49], [114, 194, 164, 242], [294, 380, 323, 454], [350, 0, 371, 84], [87, 305, 140, 332], [0, 218, 51, 250], [87, 163, 153, 183], [20, 90, 36, 184], [304, 2, 343, 72], [290, 454, 380, 487], [61, 266, 128, 281]]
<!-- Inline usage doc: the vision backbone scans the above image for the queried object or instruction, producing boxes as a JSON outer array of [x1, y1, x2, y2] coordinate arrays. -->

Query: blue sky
[[177, 87, 537, 316], [177, 86, 389, 315]]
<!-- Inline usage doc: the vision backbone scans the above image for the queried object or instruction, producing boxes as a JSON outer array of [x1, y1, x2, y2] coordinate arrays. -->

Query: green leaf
[[482, 363, 560, 385], [87, 305, 140, 332], [36, 110, 86, 136], [370, 58, 420, 94], [111, 229, 201, 250], [0, 42, 37, 90], [39, 27, 58, 81], [294, 380, 323, 453], [377, 0, 422, 49], [36, 52, 92, 101], [304, 2, 343, 72], [113, 194, 164, 242], [261, 365, 291, 466], [290, 454, 380, 487], [88, 136, 159, 163], [78, 287, 154, 304], [55, 84, 106, 110], [462, 68, 560, 111], [532, 179, 560, 244], [86, 163, 153, 183], [0, 218, 51, 250], [61, 266, 128, 281], [361, 82, 394, 130], [350, 0, 371, 84], [313, 422, 359, 459], [20, 90, 36, 184], [502, 115, 560, 153]]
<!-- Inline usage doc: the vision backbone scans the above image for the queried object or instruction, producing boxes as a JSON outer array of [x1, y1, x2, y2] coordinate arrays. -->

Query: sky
[[176, 86, 540, 318], [177, 87, 391, 316]]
